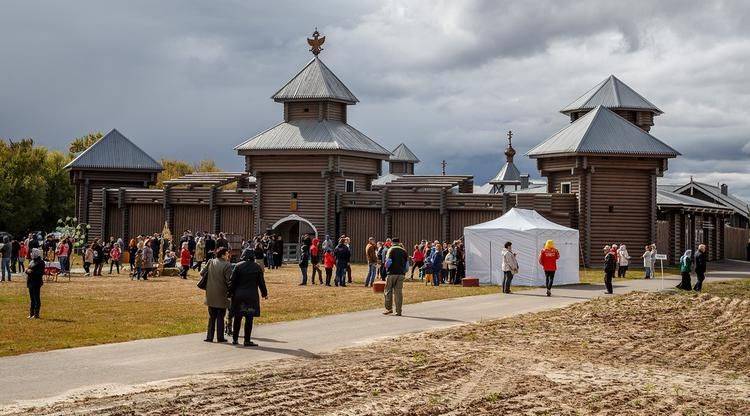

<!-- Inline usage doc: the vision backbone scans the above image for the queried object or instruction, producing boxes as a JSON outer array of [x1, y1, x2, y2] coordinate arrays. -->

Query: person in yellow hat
[[538, 240, 560, 297]]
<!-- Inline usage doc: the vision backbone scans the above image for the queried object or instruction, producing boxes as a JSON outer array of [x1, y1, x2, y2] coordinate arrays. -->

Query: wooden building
[[65, 129, 162, 226], [233, 36, 391, 251], [528, 76, 680, 266]]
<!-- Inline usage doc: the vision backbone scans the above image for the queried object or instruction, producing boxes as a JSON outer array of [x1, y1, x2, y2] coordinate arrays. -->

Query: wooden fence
[[725, 225, 750, 260]]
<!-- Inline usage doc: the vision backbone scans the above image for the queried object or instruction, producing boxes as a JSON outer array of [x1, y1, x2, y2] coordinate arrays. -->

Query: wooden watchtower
[[234, 30, 391, 241], [528, 76, 680, 266]]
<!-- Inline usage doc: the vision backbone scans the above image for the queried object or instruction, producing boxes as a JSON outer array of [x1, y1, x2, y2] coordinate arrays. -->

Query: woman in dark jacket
[[693, 245, 707, 291], [229, 250, 268, 346], [26, 248, 45, 319]]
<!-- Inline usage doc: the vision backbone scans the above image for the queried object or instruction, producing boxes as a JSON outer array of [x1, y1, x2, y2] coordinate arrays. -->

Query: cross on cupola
[[505, 130, 516, 163]]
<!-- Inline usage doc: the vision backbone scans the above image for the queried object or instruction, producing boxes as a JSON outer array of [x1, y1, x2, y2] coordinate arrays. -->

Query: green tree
[[41, 150, 76, 230], [68, 132, 103, 156], [0, 139, 50, 235], [155, 159, 224, 188], [156, 159, 194, 188]]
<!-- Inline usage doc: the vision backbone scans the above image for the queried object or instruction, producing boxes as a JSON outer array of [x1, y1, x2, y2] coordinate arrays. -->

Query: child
[[134, 249, 143, 280], [323, 250, 334, 286], [84, 244, 94, 276], [641, 245, 653, 279], [179, 242, 191, 279], [109, 243, 122, 275]]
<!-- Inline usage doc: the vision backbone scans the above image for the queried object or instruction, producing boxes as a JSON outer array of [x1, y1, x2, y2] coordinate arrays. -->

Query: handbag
[[197, 260, 210, 290]]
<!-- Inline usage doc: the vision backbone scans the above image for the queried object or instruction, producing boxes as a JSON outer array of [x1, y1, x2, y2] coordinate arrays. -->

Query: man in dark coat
[[205, 234, 216, 260], [693, 244, 707, 291], [229, 250, 268, 346], [603, 246, 616, 294], [26, 248, 45, 318], [333, 239, 351, 287]]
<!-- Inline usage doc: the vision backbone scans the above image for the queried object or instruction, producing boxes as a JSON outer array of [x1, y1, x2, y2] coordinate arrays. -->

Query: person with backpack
[[383, 238, 408, 316], [538, 240, 560, 297]]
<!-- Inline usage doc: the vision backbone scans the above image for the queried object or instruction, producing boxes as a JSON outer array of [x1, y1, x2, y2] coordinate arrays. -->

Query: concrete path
[[1, 261, 748, 407]]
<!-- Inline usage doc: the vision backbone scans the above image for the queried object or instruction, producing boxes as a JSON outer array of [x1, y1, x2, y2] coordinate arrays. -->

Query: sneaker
[[204, 339, 213, 343], [244, 341, 258, 347], [546, 290, 551, 297], [395, 313, 402, 316], [382, 310, 393, 315]]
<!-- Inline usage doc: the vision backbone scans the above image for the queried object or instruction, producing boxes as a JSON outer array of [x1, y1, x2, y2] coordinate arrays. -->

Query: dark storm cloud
[[0, 1, 748, 199]]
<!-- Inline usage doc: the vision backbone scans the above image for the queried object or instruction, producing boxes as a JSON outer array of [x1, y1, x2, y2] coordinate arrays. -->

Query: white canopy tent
[[464, 208, 580, 286]]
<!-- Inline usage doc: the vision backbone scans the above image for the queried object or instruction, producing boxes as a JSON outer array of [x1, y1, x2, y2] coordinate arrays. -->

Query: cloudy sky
[[1, 1, 749, 200]]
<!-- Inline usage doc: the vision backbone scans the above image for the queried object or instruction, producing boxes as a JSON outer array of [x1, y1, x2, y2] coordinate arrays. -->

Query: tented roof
[[465, 208, 574, 232], [489, 161, 521, 184], [272, 57, 358, 104], [234, 119, 391, 157], [64, 128, 162, 171], [561, 75, 662, 115], [527, 106, 680, 158], [390, 143, 420, 162]]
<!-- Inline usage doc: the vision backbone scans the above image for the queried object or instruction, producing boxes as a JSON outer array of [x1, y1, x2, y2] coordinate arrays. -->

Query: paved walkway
[[1, 262, 748, 407]]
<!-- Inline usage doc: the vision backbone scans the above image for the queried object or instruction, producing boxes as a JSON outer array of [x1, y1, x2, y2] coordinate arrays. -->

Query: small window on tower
[[345, 179, 355, 193], [561, 182, 572, 194], [303, 108, 309, 113]]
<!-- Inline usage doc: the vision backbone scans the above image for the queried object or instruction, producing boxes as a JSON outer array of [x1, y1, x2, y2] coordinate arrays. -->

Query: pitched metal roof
[[561, 75, 663, 115], [489, 161, 521, 184], [234, 119, 391, 157], [372, 173, 401, 187], [64, 128, 162, 171], [657, 188, 733, 212], [271, 57, 358, 104], [390, 143, 420, 162], [674, 181, 750, 218], [527, 106, 680, 158]]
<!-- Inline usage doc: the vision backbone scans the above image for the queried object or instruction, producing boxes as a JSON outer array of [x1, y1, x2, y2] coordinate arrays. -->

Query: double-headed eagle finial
[[307, 28, 325, 56]]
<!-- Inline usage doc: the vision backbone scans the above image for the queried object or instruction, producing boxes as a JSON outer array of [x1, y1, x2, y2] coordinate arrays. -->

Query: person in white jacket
[[641, 245, 652, 279], [617, 244, 631, 278], [501, 241, 519, 294]]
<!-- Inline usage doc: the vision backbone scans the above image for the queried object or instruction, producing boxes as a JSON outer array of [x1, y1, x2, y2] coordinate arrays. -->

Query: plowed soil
[[5, 280, 749, 415]]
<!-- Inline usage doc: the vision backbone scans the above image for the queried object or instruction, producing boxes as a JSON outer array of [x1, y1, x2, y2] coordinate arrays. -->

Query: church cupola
[[560, 75, 663, 132], [489, 130, 523, 193]]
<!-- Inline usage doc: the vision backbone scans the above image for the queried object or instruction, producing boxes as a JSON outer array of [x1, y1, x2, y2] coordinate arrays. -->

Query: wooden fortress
[[69, 32, 745, 265]]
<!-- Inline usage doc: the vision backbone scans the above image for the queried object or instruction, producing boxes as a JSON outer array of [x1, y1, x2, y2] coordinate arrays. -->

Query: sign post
[[655, 254, 667, 290]]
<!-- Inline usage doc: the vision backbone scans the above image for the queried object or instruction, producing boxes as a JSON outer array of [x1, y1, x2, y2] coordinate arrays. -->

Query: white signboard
[[655, 254, 667, 260]]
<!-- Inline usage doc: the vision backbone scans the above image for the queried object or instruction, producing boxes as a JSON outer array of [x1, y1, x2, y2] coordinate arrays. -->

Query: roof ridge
[[610, 75, 622, 106], [573, 105, 603, 152]]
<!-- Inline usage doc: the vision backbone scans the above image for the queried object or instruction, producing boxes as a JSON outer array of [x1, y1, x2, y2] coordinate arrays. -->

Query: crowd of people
[[3, 224, 717, 325]]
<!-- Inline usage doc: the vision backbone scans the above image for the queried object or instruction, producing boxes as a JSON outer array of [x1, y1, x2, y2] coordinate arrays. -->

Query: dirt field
[[7, 279, 748, 415]]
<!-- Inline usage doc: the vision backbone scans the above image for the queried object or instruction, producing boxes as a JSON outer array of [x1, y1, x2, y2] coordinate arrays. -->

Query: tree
[[42, 150, 76, 230], [155, 159, 224, 188], [0, 139, 64, 236], [68, 132, 103, 156], [156, 159, 194, 188]]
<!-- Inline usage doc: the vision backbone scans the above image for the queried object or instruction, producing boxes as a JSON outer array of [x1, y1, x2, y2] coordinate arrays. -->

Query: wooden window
[[345, 179, 355, 193], [560, 182, 572, 194], [303, 108, 309, 113]]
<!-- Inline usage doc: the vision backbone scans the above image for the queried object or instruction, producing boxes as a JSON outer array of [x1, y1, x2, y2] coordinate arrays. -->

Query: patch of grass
[[0, 264, 503, 357], [698, 279, 750, 299], [412, 351, 428, 366], [484, 392, 503, 403]]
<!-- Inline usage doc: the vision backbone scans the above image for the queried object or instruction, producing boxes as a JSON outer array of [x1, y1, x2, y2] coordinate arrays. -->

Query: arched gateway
[[271, 214, 317, 261]]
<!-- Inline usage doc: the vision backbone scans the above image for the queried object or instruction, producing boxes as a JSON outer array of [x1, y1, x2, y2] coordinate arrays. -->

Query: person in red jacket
[[323, 250, 335, 286], [179, 242, 191, 279], [538, 240, 560, 297]]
